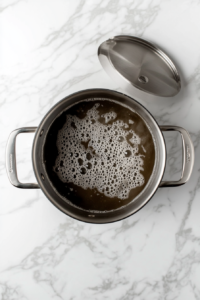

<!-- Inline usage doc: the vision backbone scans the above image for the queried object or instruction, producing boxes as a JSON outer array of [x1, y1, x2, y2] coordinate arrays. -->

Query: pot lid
[[98, 35, 181, 97]]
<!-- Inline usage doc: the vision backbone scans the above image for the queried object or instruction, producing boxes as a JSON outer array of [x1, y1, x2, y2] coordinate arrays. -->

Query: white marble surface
[[0, 0, 200, 299]]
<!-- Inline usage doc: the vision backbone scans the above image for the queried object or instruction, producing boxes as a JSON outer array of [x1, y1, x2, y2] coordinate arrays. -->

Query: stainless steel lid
[[98, 35, 181, 97]]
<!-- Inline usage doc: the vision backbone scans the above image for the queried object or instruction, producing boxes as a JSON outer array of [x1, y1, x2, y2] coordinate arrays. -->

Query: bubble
[[86, 153, 92, 160], [125, 150, 132, 157], [118, 136, 124, 142], [78, 158, 83, 166], [80, 168, 86, 175], [86, 162, 92, 169], [71, 122, 76, 128]]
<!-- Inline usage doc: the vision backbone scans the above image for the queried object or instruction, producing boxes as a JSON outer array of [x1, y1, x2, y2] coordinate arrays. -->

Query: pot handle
[[159, 126, 194, 187], [6, 127, 40, 189]]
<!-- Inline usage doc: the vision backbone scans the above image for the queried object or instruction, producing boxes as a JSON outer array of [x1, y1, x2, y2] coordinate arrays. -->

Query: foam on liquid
[[54, 103, 145, 200]]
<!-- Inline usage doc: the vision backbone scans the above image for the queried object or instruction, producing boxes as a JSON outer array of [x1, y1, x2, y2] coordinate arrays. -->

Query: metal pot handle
[[6, 127, 40, 189], [159, 126, 194, 187]]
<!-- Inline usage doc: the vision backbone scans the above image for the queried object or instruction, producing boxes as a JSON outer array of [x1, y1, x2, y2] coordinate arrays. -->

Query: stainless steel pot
[[6, 89, 194, 223]]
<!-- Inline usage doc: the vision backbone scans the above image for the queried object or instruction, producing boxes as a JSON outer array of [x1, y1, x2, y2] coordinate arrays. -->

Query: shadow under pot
[[6, 89, 194, 223]]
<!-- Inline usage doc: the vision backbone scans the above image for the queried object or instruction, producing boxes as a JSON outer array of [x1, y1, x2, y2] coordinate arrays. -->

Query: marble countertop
[[1, 0, 200, 299]]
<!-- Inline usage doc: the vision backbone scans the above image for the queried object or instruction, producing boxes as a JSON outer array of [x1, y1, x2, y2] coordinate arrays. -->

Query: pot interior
[[32, 89, 166, 223]]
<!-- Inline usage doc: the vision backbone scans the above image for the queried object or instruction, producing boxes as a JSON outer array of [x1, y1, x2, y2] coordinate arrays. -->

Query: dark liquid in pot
[[43, 99, 155, 212]]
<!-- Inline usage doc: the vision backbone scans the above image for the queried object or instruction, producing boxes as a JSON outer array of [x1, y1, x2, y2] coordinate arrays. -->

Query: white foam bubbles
[[101, 111, 117, 123], [54, 103, 145, 200]]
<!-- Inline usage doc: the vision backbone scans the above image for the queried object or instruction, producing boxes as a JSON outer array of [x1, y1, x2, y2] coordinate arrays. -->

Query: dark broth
[[44, 99, 155, 212]]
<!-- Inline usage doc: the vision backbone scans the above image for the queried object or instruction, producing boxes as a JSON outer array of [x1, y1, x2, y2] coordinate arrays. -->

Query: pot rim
[[32, 88, 166, 223]]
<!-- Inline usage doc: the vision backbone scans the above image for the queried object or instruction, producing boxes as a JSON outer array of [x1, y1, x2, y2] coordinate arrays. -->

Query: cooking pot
[[6, 88, 194, 223]]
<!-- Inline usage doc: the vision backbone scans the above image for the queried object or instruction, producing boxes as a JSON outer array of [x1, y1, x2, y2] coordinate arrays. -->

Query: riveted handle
[[159, 126, 194, 187], [6, 127, 40, 189]]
